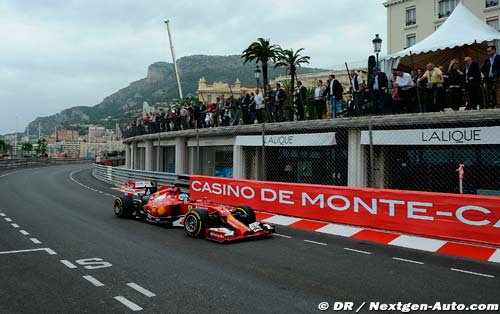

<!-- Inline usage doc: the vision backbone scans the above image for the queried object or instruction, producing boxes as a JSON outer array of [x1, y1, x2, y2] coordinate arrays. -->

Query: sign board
[[190, 176, 500, 246], [235, 132, 336, 147], [361, 126, 500, 145]]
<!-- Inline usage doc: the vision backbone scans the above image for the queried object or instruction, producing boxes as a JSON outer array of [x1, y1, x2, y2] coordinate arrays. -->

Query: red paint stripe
[[288, 220, 329, 231], [436, 242, 496, 261], [351, 230, 400, 244], [255, 212, 275, 221]]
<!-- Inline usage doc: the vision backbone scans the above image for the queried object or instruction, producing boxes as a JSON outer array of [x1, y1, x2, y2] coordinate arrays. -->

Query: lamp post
[[372, 34, 383, 66], [254, 64, 261, 90]]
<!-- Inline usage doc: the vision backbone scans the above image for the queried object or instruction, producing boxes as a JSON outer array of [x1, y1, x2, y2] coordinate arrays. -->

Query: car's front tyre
[[184, 208, 210, 238]]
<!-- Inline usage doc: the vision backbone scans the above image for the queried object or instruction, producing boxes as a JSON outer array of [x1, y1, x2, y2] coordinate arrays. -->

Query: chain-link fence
[[125, 109, 500, 196]]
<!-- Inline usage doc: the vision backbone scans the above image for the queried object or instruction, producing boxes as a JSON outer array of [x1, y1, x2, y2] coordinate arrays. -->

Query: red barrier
[[189, 176, 500, 247]]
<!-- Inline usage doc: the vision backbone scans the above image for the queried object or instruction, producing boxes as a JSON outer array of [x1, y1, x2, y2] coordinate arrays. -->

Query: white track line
[[392, 257, 424, 265], [114, 296, 143, 311], [450, 268, 494, 278], [11, 223, 19, 228], [344, 247, 371, 255], [19, 230, 30, 236], [304, 240, 327, 246], [274, 233, 291, 238], [0, 213, 5, 217], [82, 275, 104, 287], [126, 283, 156, 297], [0, 248, 56, 255], [60, 260, 78, 269], [4, 218, 12, 222], [29, 238, 42, 244]]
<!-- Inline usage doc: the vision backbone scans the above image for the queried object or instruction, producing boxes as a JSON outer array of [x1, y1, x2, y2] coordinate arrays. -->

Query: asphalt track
[[0, 164, 499, 314]]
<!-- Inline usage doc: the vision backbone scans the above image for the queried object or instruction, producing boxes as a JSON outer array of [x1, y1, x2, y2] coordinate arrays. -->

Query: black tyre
[[184, 208, 210, 238], [114, 196, 134, 218], [232, 205, 256, 225]]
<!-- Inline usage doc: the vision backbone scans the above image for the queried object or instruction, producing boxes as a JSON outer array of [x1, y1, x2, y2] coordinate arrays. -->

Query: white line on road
[[4, 218, 12, 222], [30, 238, 42, 244], [60, 260, 78, 269], [114, 296, 143, 311], [392, 257, 424, 265], [0, 248, 56, 255], [127, 283, 156, 297], [274, 233, 291, 238], [0, 213, 5, 217], [82, 275, 105, 287], [19, 230, 30, 236], [11, 223, 19, 228], [450, 268, 495, 278], [304, 240, 327, 246], [344, 248, 372, 255]]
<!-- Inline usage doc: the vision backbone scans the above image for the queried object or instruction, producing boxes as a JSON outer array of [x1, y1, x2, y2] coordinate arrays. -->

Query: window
[[487, 17, 500, 31], [207, 94, 212, 103], [406, 7, 416, 26], [406, 33, 416, 48], [438, 0, 457, 18], [486, 0, 499, 8]]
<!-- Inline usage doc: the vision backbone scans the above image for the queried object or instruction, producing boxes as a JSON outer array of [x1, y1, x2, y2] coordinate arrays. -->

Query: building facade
[[196, 78, 256, 103], [384, 0, 500, 54]]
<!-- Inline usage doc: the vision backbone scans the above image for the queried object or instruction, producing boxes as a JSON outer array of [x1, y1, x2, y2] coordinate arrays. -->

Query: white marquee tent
[[381, 1, 500, 74]]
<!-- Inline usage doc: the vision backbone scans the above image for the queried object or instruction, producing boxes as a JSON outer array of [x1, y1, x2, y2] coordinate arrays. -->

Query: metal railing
[[0, 158, 91, 171], [92, 164, 190, 191]]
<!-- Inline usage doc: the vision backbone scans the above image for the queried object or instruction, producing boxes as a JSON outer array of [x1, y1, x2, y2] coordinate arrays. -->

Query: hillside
[[26, 55, 326, 136]]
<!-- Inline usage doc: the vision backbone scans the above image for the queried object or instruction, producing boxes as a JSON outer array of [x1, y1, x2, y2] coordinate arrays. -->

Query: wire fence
[[182, 111, 500, 196]]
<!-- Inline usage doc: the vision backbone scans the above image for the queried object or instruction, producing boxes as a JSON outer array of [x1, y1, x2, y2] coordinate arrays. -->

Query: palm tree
[[241, 38, 281, 86], [274, 48, 310, 120]]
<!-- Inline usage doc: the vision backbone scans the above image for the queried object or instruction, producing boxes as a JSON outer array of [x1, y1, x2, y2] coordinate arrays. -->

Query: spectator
[[249, 92, 256, 124], [295, 81, 307, 121], [464, 56, 482, 110], [481, 45, 500, 108], [395, 69, 414, 113], [418, 63, 444, 112], [220, 101, 231, 126], [367, 66, 388, 115], [231, 97, 241, 126], [350, 70, 366, 115], [346, 95, 356, 117], [314, 80, 326, 119], [447, 59, 464, 111], [216, 95, 224, 126], [241, 92, 251, 124], [265, 84, 276, 123], [254, 89, 265, 123], [274, 83, 286, 122]]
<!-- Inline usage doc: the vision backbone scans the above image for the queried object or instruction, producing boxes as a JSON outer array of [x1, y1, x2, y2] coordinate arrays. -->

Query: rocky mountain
[[26, 55, 326, 136]]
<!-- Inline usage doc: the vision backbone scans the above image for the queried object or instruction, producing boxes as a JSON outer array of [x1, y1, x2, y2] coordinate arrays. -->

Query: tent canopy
[[382, 1, 500, 72]]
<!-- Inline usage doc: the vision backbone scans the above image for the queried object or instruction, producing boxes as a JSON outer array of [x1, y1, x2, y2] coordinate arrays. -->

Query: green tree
[[36, 138, 48, 157], [22, 142, 33, 157], [241, 38, 281, 87], [274, 48, 311, 121]]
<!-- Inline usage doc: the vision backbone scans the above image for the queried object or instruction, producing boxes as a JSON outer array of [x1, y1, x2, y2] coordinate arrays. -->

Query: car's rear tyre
[[232, 205, 256, 225], [184, 208, 210, 238], [114, 196, 134, 218]]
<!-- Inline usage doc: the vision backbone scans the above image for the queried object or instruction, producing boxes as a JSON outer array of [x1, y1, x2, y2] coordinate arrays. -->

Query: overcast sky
[[0, 0, 386, 135]]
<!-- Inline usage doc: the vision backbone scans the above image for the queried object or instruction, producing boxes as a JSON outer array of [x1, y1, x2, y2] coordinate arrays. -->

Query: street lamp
[[254, 64, 261, 89], [372, 34, 383, 66]]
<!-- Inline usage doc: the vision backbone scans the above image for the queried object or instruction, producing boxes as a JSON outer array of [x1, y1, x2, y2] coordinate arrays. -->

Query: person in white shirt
[[254, 89, 265, 123], [350, 70, 366, 115], [394, 69, 415, 113], [313, 80, 326, 119]]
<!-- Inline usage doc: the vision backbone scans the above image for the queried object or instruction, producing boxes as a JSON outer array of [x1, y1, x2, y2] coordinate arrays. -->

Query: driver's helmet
[[178, 193, 189, 201]]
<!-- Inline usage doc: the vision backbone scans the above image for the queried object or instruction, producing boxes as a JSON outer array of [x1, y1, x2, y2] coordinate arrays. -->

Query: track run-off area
[[0, 164, 499, 313]]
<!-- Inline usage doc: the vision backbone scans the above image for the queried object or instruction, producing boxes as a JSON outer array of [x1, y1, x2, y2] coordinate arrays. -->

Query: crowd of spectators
[[123, 46, 500, 138]]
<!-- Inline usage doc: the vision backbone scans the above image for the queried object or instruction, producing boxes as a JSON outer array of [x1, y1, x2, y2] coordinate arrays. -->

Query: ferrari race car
[[113, 181, 275, 242]]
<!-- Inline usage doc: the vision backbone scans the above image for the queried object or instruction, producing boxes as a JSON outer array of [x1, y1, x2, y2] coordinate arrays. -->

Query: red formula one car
[[113, 181, 275, 242]]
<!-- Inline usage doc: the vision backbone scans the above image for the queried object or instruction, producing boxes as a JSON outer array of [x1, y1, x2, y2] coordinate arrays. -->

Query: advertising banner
[[190, 176, 500, 246]]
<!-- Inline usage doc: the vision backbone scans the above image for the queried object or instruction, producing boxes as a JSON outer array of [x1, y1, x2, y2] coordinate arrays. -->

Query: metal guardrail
[[92, 164, 190, 191], [0, 158, 91, 171]]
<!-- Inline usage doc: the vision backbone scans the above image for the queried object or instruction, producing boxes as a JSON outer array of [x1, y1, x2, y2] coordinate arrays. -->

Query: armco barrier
[[0, 158, 91, 170], [189, 175, 500, 247], [92, 164, 190, 190]]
